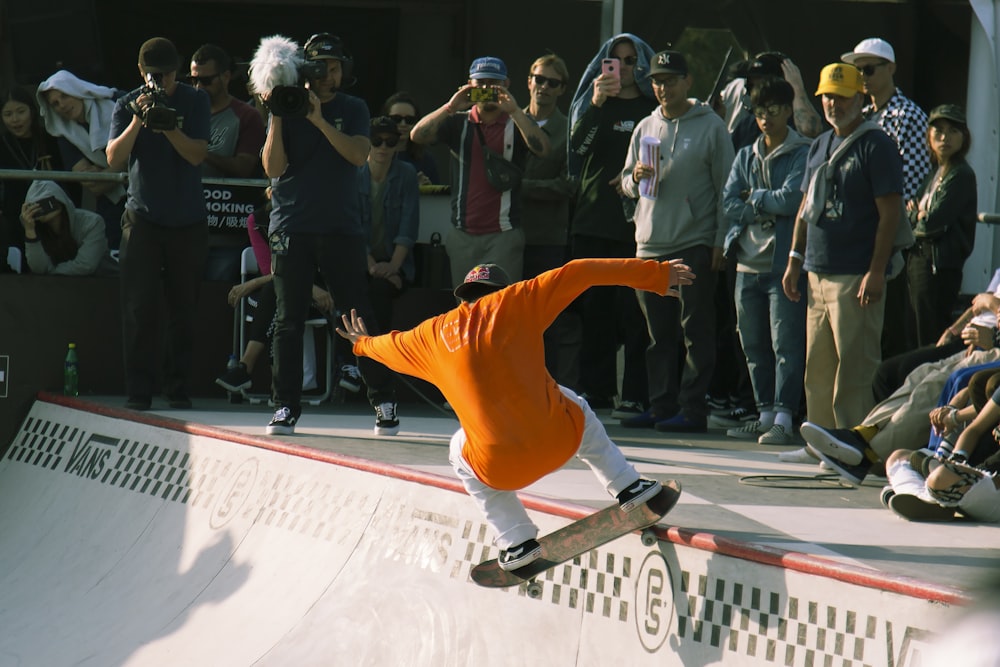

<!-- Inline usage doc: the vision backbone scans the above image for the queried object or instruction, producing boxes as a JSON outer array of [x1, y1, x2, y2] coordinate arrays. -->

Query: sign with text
[[204, 183, 265, 236]]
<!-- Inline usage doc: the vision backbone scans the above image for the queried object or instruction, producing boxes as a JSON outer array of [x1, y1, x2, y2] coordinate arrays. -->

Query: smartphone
[[469, 87, 498, 104], [601, 57, 620, 82], [34, 197, 60, 215]]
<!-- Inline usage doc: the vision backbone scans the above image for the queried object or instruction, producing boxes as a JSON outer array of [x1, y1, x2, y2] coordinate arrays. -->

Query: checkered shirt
[[864, 89, 931, 202]]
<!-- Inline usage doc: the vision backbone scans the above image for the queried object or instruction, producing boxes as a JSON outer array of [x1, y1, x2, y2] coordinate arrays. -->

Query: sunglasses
[[371, 135, 400, 148], [530, 74, 564, 88], [858, 62, 888, 77], [621, 56, 638, 66], [389, 114, 417, 125], [752, 104, 786, 118], [187, 73, 220, 86]]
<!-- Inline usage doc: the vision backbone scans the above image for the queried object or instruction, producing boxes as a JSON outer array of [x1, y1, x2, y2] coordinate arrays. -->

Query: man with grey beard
[[781, 63, 903, 457]]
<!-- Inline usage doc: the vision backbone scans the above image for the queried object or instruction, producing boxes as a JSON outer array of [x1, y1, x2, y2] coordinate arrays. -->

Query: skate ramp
[[0, 396, 967, 666]]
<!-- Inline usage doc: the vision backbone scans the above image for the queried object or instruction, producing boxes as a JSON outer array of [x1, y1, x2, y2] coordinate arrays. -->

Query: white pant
[[449, 385, 640, 549]]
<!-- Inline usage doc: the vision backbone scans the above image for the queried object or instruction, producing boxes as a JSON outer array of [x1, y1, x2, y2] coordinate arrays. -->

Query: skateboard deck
[[888, 493, 956, 522], [470, 480, 681, 589]]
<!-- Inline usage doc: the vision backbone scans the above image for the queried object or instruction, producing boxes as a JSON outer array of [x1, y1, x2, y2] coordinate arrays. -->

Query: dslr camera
[[127, 72, 178, 131]]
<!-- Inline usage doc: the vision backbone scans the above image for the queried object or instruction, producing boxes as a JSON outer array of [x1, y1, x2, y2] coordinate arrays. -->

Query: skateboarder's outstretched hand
[[665, 259, 695, 298], [336, 308, 370, 345]]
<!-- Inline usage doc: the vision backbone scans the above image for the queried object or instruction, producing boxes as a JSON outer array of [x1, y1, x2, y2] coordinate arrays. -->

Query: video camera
[[127, 72, 178, 131], [249, 34, 353, 118]]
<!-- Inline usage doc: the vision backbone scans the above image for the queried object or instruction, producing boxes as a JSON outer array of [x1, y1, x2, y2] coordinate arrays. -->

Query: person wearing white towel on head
[[36, 70, 126, 250]]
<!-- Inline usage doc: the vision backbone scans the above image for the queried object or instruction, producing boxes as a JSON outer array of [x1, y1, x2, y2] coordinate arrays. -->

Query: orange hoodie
[[354, 258, 673, 490]]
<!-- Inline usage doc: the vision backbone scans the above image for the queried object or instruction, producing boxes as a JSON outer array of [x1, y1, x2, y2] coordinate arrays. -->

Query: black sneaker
[[267, 406, 300, 435], [124, 396, 151, 411], [338, 364, 363, 393], [810, 448, 872, 486], [374, 402, 399, 436], [708, 406, 758, 428], [166, 395, 192, 409], [616, 478, 662, 512], [215, 363, 252, 393], [498, 538, 542, 571]]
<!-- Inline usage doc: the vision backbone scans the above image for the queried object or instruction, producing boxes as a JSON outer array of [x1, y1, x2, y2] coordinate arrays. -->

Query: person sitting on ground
[[336, 257, 692, 570], [20, 179, 116, 276], [36, 70, 126, 251], [881, 388, 1000, 522], [800, 313, 1000, 485]]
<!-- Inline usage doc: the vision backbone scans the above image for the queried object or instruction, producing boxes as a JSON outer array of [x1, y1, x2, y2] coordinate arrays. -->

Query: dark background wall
[[0, 1, 973, 122]]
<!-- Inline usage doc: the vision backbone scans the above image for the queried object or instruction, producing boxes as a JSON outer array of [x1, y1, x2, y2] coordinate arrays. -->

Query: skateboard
[[888, 492, 957, 522], [470, 480, 681, 597]]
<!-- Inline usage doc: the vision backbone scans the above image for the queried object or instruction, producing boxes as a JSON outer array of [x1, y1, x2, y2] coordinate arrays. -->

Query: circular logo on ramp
[[635, 551, 675, 652], [210, 459, 258, 529]]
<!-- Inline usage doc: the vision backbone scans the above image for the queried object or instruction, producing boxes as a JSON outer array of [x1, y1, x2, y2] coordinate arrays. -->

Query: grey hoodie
[[23, 180, 115, 275], [621, 100, 735, 258]]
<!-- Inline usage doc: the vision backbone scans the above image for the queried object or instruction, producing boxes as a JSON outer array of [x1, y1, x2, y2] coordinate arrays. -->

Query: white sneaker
[[374, 402, 400, 436], [758, 424, 791, 445], [778, 446, 819, 464]]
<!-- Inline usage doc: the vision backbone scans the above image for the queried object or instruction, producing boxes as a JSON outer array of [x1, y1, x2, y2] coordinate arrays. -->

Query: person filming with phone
[[410, 56, 549, 287]]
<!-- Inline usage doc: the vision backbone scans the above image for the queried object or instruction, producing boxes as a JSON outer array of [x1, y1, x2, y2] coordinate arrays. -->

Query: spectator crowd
[[0, 31, 994, 524]]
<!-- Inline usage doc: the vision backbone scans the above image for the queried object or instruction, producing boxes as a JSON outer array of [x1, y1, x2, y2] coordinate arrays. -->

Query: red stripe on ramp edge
[[38, 392, 972, 607]]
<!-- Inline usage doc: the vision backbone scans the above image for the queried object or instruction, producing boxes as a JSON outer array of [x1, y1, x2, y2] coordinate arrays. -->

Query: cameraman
[[107, 37, 211, 411], [260, 33, 398, 437]]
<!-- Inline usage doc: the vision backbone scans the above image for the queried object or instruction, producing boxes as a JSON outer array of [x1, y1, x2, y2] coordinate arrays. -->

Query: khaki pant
[[864, 348, 1000, 459], [805, 273, 885, 429]]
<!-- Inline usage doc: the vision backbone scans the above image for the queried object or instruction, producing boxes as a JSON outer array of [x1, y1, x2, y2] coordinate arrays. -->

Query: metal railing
[[0, 168, 267, 188]]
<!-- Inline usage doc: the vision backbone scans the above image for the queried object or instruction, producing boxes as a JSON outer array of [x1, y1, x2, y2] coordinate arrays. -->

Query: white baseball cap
[[841, 38, 896, 64]]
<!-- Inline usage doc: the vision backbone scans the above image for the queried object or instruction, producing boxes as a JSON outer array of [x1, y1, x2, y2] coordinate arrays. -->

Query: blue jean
[[734, 271, 806, 414]]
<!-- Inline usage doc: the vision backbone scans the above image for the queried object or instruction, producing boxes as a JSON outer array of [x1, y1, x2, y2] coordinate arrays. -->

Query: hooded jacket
[[621, 101, 735, 257], [568, 33, 657, 180], [23, 180, 114, 276], [722, 129, 811, 274]]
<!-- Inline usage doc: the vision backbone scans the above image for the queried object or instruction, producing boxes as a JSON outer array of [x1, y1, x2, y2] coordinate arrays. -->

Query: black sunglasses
[[530, 74, 564, 88], [371, 135, 400, 148], [858, 62, 888, 77], [389, 114, 417, 125], [187, 73, 220, 86], [621, 56, 638, 66]]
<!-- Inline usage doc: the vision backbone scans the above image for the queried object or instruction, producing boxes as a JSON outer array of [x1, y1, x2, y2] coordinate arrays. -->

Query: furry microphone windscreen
[[248, 35, 304, 95]]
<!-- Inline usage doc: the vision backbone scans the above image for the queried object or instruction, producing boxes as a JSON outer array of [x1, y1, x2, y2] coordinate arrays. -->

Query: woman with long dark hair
[[381, 91, 441, 185], [0, 86, 64, 270], [906, 104, 977, 347]]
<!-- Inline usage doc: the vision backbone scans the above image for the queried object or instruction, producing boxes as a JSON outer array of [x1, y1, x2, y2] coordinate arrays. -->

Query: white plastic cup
[[639, 136, 660, 200]]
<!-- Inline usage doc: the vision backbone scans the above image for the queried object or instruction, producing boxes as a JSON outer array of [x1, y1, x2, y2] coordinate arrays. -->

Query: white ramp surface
[[0, 400, 963, 666]]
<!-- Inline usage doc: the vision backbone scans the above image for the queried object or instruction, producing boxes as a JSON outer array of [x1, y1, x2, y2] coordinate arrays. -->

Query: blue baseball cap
[[469, 57, 508, 80]]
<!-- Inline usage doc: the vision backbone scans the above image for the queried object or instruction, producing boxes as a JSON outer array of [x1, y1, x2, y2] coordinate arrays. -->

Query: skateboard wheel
[[641, 529, 658, 547], [526, 581, 543, 599]]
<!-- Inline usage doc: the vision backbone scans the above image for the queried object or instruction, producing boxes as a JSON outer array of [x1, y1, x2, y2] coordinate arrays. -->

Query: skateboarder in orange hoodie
[[337, 258, 694, 569]]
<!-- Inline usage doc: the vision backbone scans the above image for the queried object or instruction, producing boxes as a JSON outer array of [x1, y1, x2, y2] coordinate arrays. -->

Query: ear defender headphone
[[304, 33, 356, 88]]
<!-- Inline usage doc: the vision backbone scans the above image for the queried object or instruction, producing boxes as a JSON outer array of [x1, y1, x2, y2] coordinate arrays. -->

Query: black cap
[[371, 115, 400, 137], [138, 37, 180, 74], [304, 33, 349, 62], [649, 50, 688, 76], [928, 104, 967, 126], [453, 263, 511, 301], [748, 53, 784, 79]]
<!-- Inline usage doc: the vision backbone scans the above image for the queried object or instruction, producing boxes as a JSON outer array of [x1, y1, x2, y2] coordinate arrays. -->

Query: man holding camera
[[108, 37, 211, 411], [410, 56, 550, 287], [260, 33, 399, 437]]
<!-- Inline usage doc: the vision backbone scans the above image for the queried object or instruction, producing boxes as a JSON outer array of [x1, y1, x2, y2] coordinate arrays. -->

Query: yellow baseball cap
[[814, 63, 864, 97]]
